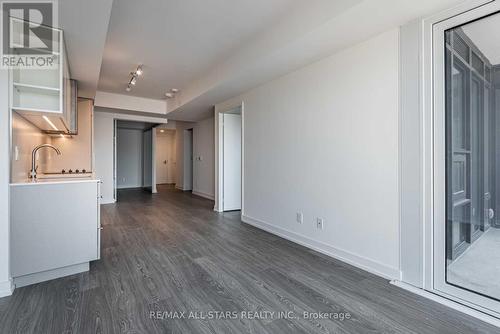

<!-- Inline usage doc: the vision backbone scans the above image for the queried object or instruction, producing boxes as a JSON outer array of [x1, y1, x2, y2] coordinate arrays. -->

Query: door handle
[[164, 160, 167, 164]]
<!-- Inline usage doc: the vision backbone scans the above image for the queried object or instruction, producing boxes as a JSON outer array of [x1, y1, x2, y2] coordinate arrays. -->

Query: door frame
[[155, 129, 173, 185], [182, 128, 194, 191], [142, 128, 157, 194], [432, 0, 500, 317], [112, 118, 160, 198], [214, 102, 244, 213], [113, 119, 117, 202]]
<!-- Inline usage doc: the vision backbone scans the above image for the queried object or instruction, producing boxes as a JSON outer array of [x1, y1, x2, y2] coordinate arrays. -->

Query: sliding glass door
[[434, 2, 500, 316]]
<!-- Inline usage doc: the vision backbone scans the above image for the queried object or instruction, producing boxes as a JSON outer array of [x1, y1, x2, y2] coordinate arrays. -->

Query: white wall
[[95, 91, 167, 115], [0, 70, 12, 297], [116, 128, 143, 189], [193, 117, 215, 199], [399, 20, 424, 287], [173, 119, 215, 198], [215, 29, 400, 279]]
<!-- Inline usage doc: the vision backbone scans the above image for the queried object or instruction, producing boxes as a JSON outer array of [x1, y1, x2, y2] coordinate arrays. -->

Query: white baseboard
[[241, 214, 400, 280], [13, 262, 89, 288], [192, 190, 215, 200], [391, 280, 500, 328], [100, 198, 116, 205], [0, 279, 14, 298]]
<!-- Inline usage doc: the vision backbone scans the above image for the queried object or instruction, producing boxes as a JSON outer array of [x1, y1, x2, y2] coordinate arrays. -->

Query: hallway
[[0, 186, 497, 333]]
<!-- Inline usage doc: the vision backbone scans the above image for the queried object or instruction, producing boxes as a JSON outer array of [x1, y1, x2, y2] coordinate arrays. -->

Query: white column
[[0, 69, 13, 297]]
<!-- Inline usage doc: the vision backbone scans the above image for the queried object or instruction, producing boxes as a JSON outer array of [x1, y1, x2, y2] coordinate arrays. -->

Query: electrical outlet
[[316, 218, 324, 230], [296, 212, 303, 224]]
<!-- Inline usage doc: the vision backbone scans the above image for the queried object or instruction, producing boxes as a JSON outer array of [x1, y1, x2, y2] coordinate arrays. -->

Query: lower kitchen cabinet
[[10, 180, 101, 286]]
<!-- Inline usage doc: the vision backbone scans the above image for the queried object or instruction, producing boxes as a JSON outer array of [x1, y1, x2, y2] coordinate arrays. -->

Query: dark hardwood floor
[[0, 185, 498, 333]]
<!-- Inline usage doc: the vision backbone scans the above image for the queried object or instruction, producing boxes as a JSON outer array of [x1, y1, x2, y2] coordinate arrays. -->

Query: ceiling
[[58, 0, 113, 98], [59, 0, 470, 121], [163, 0, 468, 121], [97, 0, 299, 99], [463, 12, 500, 65]]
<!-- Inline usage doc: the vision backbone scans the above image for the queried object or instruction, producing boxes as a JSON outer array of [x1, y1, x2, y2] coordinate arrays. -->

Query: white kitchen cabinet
[[10, 25, 74, 133], [10, 180, 101, 287]]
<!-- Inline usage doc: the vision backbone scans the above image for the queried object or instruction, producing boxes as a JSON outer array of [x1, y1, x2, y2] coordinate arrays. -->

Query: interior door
[[156, 134, 169, 184], [222, 113, 242, 211]]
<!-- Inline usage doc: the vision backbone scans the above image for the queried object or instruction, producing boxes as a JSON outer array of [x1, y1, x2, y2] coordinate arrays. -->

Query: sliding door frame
[[431, 0, 500, 317]]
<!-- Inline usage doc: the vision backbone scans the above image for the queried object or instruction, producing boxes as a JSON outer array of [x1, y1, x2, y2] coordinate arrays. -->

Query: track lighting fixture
[[125, 64, 143, 92], [165, 88, 179, 99], [135, 65, 143, 76]]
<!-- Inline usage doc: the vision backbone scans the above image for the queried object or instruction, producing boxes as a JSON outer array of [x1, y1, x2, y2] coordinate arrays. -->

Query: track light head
[[136, 65, 143, 76]]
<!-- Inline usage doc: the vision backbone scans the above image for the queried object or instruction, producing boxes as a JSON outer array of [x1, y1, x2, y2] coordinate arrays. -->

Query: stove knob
[[69, 169, 73, 174], [82, 169, 86, 173], [76, 169, 80, 173], [62, 169, 65, 174]]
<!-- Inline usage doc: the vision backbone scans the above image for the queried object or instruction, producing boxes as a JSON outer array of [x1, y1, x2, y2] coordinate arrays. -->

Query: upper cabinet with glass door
[[9, 17, 72, 133]]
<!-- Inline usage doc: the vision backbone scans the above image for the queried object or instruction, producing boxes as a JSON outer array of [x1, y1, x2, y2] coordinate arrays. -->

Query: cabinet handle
[[99, 227, 103, 230]]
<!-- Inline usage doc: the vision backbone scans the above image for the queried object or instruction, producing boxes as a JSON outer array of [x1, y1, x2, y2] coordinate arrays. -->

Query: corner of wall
[[0, 69, 11, 296], [0, 278, 14, 298]]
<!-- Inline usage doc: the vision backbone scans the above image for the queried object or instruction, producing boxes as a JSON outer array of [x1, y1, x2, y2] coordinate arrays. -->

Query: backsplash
[[11, 113, 50, 183], [46, 99, 93, 173], [10, 99, 93, 183]]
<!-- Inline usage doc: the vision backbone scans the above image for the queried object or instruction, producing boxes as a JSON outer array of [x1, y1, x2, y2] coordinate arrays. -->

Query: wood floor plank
[[0, 185, 498, 333]]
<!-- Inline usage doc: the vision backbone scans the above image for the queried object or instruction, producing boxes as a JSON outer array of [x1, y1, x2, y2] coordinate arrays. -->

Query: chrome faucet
[[30, 144, 61, 180]]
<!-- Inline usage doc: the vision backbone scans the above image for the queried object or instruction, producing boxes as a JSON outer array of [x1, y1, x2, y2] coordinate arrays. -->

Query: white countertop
[[10, 178, 100, 186]]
